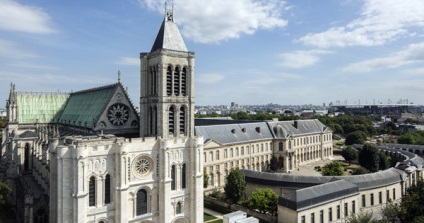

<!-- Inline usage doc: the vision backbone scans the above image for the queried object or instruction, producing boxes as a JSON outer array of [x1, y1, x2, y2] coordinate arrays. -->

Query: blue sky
[[1, 0, 424, 107]]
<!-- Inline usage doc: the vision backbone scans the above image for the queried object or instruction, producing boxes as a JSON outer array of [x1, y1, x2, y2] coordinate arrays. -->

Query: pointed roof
[[150, 10, 187, 53], [59, 83, 118, 128]]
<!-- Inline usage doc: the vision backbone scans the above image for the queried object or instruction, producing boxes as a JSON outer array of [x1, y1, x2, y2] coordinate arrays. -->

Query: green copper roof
[[59, 84, 117, 128], [16, 93, 69, 124]]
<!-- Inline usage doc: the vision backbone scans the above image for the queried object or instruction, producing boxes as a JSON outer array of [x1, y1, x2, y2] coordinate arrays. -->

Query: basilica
[[2, 10, 203, 223]]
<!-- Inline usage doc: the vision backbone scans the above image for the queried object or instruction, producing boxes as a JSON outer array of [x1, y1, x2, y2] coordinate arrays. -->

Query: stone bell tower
[[139, 8, 195, 139]]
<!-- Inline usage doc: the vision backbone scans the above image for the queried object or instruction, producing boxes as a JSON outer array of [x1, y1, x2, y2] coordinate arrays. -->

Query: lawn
[[204, 213, 217, 222]]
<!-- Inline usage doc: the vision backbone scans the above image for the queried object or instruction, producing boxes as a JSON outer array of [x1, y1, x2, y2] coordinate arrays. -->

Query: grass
[[208, 219, 223, 223], [204, 213, 217, 222]]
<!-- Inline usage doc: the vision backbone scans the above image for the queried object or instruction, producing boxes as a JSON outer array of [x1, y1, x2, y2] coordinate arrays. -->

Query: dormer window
[[255, 127, 261, 133], [242, 128, 246, 133], [231, 129, 236, 134]]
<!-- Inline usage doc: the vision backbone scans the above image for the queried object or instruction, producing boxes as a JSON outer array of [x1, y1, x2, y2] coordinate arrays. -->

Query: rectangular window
[[320, 210, 323, 223], [328, 208, 332, 222], [311, 213, 315, 223], [204, 153, 206, 163], [379, 191, 382, 204], [352, 201, 355, 214], [393, 188, 396, 200], [236, 147, 239, 156], [209, 152, 213, 162], [241, 147, 244, 156], [247, 146, 249, 154], [344, 203, 348, 217], [261, 144, 264, 152], [209, 166, 213, 172], [362, 195, 366, 207], [216, 151, 219, 160], [301, 216, 305, 223], [279, 143, 283, 151], [230, 148, 233, 157], [224, 149, 227, 159], [387, 190, 390, 202], [371, 193, 374, 206], [337, 205, 340, 219], [216, 165, 219, 172]]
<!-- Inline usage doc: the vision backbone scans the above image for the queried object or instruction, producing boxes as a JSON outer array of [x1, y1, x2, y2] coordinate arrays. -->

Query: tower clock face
[[107, 103, 130, 126], [132, 155, 154, 178]]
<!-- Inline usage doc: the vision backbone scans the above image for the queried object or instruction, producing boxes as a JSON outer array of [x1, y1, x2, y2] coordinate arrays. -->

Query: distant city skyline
[[1, 0, 424, 107]]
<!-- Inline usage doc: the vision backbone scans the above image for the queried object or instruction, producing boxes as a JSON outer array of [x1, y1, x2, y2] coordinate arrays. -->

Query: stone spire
[[150, 4, 187, 53]]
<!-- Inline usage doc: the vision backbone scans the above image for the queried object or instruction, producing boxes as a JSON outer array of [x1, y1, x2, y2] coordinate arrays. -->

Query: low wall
[[204, 196, 277, 223]]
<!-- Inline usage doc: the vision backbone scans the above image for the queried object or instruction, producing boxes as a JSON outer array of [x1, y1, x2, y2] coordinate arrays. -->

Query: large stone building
[[2, 10, 203, 223], [197, 119, 333, 190]]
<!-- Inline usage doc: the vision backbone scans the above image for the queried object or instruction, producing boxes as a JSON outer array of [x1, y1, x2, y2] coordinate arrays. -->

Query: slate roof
[[195, 122, 273, 145], [242, 170, 333, 189], [336, 168, 402, 190], [150, 15, 187, 53], [242, 168, 404, 210], [59, 83, 118, 128], [279, 180, 359, 211], [16, 92, 69, 124], [267, 119, 330, 139]]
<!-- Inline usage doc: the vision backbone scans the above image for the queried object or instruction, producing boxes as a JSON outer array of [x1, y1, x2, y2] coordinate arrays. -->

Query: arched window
[[176, 202, 182, 214], [181, 163, 186, 189], [89, 176, 96, 206], [169, 106, 175, 135], [174, 66, 180, 96], [171, 165, 176, 190], [150, 67, 154, 95], [179, 107, 185, 135], [149, 106, 153, 135], [181, 67, 187, 96], [166, 66, 172, 96], [153, 66, 157, 95], [105, 174, 111, 204], [136, 189, 148, 215]]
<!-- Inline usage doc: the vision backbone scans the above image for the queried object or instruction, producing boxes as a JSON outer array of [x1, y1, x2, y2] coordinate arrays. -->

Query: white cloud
[[342, 42, 424, 73], [0, 38, 37, 58], [278, 50, 332, 68], [138, 0, 288, 43], [116, 57, 139, 66], [196, 73, 224, 84], [298, 0, 424, 48], [0, 0, 56, 34], [403, 67, 424, 75]]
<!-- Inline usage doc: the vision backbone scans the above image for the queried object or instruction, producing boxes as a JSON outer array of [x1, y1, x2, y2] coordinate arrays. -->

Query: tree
[[380, 201, 400, 223], [378, 152, 391, 170], [351, 167, 369, 175], [358, 144, 379, 172], [245, 188, 278, 215], [203, 168, 209, 188], [341, 146, 359, 165], [346, 211, 378, 223], [269, 156, 281, 172], [224, 168, 246, 205], [321, 162, 344, 176], [345, 131, 366, 145], [397, 180, 424, 222], [0, 182, 14, 220]]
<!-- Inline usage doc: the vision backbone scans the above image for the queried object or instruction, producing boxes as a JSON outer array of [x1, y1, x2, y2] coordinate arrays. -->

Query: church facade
[[2, 10, 203, 223]]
